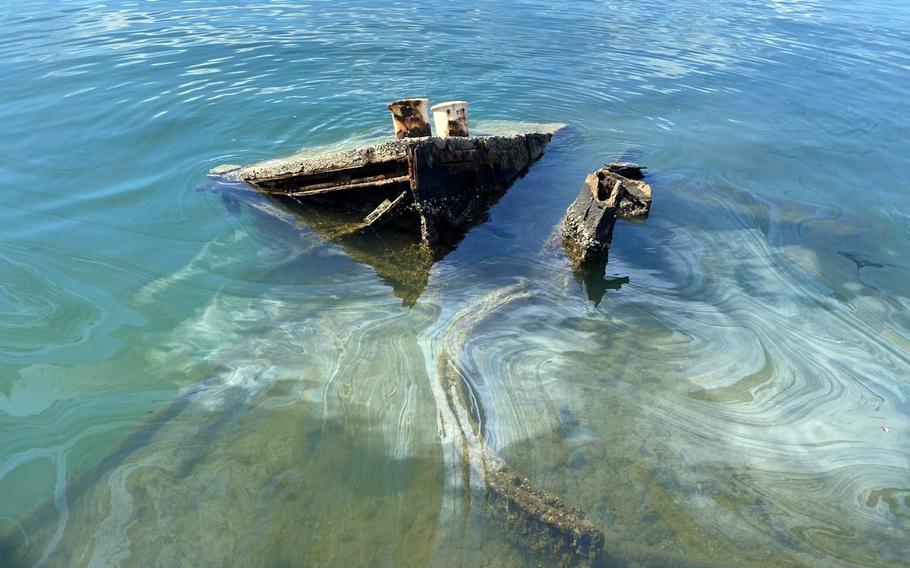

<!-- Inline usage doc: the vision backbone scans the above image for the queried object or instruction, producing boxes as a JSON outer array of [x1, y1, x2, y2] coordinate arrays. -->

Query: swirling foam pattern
[[1, 0, 909, 566], [0, 253, 103, 361]]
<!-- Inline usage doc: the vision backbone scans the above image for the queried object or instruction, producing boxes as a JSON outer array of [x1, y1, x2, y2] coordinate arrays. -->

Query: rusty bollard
[[387, 98, 431, 139], [431, 101, 469, 137]]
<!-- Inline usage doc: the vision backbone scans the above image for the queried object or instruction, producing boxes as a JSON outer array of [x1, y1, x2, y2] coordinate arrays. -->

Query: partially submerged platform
[[211, 125, 562, 251]]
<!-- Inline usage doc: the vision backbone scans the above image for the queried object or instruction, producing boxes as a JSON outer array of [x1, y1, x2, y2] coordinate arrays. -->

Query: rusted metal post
[[386, 98, 431, 139], [431, 101, 469, 137]]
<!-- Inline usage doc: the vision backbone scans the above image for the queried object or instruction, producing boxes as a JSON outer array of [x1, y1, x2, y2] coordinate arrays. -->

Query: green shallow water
[[1, 1, 909, 566]]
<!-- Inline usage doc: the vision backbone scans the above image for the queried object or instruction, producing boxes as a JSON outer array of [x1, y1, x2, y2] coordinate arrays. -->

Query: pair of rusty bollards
[[387, 98, 469, 139]]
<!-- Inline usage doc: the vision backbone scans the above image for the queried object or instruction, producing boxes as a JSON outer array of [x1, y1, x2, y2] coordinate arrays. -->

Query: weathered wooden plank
[[263, 175, 411, 197], [363, 190, 413, 228]]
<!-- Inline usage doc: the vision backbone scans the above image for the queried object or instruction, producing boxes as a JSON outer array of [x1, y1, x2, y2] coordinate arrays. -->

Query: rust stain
[[387, 99, 431, 139], [444, 107, 469, 137]]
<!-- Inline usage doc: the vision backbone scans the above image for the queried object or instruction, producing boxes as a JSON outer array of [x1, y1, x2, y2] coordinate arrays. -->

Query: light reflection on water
[[1, 0, 909, 566]]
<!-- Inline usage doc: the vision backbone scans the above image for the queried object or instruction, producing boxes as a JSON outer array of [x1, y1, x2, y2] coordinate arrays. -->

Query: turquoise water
[[2, 0, 909, 566]]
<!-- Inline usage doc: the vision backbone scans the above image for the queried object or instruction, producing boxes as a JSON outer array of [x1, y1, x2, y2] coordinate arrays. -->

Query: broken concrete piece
[[563, 163, 653, 266]]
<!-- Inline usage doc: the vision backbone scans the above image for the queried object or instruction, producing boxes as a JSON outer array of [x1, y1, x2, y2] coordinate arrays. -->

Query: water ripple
[[1, 0, 909, 566]]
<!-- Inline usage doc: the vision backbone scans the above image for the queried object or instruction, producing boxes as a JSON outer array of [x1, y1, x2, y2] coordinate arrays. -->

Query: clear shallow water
[[1, 0, 909, 566]]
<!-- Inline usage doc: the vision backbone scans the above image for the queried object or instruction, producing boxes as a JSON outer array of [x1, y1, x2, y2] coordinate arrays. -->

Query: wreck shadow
[[215, 187, 460, 306], [270, 195, 439, 306], [569, 252, 630, 306], [211, 163, 544, 307], [269, 180, 531, 305]]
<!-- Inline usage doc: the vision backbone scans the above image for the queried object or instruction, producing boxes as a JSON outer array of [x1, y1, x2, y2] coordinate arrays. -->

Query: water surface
[[1, 1, 909, 566]]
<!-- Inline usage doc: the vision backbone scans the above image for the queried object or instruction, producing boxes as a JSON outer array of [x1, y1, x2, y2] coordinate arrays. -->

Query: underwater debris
[[486, 466, 605, 565], [439, 344, 605, 565]]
